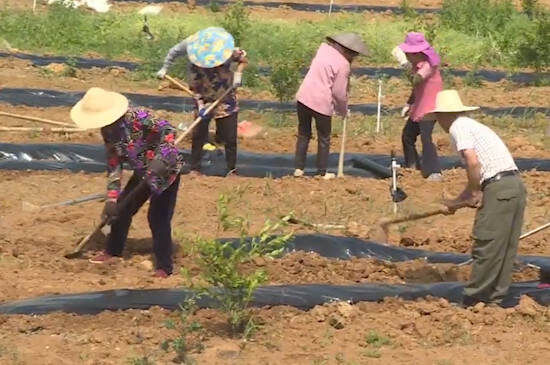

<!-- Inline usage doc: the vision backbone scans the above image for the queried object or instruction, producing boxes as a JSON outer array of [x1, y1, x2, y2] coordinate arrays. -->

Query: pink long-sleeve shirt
[[296, 43, 350, 117], [409, 60, 443, 122]]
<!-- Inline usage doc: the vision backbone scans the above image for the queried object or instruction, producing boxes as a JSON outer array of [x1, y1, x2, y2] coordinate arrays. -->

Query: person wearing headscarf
[[157, 27, 248, 176], [398, 32, 443, 181], [294, 32, 369, 179], [70, 87, 183, 278]]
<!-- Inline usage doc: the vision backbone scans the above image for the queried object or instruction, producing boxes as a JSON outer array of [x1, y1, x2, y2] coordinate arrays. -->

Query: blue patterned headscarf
[[187, 27, 235, 68]]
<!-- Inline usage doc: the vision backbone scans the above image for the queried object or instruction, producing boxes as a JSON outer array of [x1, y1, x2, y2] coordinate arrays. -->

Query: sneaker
[[426, 173, 443, 181], [293, 169, 304, 177], [154, 269, 170, 278], [322, 172, 336, 180], [89, 252, 114, 264]]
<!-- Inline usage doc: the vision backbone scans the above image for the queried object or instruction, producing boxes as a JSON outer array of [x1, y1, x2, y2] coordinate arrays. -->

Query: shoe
[[89, 252, 114, 264], [188, 170, 202, 177], [426, 173, 443, 181], [154, 269, 170, 278], [322, 172, 335, 180], [293, 169, 304, 177], [225, 168, 238, 177]]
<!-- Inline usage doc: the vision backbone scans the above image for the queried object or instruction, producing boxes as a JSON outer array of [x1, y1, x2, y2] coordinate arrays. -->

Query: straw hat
[[70, 87, 129, 129], [430, 90, 480, 113], [326, 32, 369, 56], [186, 27, 235, 68]]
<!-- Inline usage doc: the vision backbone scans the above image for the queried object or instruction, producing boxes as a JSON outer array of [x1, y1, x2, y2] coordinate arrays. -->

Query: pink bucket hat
[[399, 32, 441, 66]]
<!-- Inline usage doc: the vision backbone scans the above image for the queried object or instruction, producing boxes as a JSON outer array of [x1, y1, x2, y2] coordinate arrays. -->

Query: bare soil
[[0, 297, 549, 364], [1, 168, 549, 303], [1, 2, 550, 364]]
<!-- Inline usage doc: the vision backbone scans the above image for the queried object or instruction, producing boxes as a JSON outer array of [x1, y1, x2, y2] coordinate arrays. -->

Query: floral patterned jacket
[[189, 49, 247, 119], [103, 108, 183, 198]]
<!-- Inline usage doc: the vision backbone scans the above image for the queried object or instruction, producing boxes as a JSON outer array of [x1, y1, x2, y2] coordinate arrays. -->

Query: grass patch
[[1, 3, 548, 73], [365, 330, 391, 348], [128, 357, 155, 365]]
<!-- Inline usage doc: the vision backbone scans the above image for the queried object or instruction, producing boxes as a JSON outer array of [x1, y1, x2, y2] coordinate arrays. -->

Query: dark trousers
[[401, 118, 441, 177], [191, 113, 238, 172], [295, 101, 332, 174], [106, 173, 180, 274], [465, 175, 526, 303]]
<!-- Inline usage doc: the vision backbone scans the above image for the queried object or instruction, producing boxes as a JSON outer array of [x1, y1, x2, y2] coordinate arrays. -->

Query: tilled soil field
[[1, 168, 550, 364], [1, 167, 550, 302], [2, 2, 550, 364]]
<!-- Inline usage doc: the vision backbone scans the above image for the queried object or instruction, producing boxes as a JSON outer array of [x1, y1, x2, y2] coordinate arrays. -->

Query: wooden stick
[[64, 216, 109, 259], [164, 75, 195, 97], [380, 208, 448, 228], [284, 216, 346, 231], [520, 221, 550, 240], [0, 126, 87, 133], [337, 114, 348, 178], [23, 192, 105, 212], [175, 87, 234, 145], [0, 111, 76, 128]]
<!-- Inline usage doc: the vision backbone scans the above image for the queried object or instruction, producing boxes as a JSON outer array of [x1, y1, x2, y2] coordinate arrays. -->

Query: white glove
[[392, 46, 410, 68], [156, 68, 167, 80], [401, 104, 410, 118], [233, 72, 242, 88]]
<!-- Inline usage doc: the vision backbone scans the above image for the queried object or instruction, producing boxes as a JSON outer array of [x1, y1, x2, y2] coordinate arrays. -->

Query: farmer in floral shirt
[[157, 27, 247, 175], [70, 87, 183, 278]]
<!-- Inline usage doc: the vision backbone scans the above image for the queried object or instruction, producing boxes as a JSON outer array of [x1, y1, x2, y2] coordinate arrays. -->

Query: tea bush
[[184, 193, 293, 336]]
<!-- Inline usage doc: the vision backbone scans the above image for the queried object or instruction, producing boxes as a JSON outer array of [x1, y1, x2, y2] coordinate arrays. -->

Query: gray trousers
[[465, 175, 527, 303], [401, 118, 441, 177]]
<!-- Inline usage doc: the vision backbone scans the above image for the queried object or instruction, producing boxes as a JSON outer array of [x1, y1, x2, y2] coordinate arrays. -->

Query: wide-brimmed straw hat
[[430, 90, 480, 113], [187, 27, 235, 68], [70, 87, 129, 129], [326, 32, 369, 56]]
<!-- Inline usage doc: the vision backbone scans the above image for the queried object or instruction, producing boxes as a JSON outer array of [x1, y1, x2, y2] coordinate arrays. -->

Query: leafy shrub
[[514, 11, 550, 71], [441, 0, 517, 37], [184, 193, 293, 336], [522, 0, 539, 18], [220, 0, 250, 46], [162, 299, 203, 364], [270, 55, 303, 104]]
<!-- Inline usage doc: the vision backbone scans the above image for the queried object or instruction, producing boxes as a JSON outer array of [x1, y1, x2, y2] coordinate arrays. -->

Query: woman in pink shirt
[[399, 32, 443, 181], [294, 32, 368, 179]]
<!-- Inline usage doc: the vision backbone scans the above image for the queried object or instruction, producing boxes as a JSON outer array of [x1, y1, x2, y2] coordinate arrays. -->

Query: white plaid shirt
[[450, 116, 517, 182]]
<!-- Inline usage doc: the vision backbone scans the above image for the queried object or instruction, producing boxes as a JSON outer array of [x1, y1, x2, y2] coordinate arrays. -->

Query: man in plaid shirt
[[430, 90, 526, 306]]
